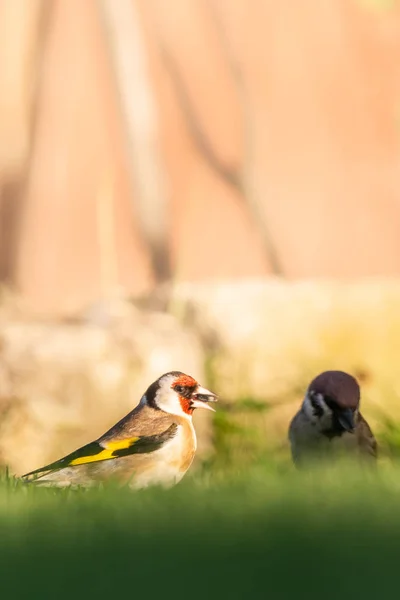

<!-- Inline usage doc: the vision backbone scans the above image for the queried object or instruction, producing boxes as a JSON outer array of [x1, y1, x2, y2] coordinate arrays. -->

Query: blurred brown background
[[1, 0, 400, 313], [0, 0, 400, 474]]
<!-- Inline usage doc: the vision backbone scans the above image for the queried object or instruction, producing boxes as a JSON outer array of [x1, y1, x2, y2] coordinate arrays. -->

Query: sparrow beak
[[337, 408, 355, 433], [191, 386, 218, 412]]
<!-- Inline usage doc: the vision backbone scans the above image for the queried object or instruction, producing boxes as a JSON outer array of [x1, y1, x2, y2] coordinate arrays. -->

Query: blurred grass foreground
[[2, 463, 400, 599]]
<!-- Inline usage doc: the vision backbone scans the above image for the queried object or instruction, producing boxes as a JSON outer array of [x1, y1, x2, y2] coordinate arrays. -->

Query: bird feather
[[22, 423, 178, 481]]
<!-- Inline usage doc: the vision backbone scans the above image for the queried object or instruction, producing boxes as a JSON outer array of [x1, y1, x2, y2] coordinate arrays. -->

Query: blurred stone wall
[[0, 0, 399, 314]]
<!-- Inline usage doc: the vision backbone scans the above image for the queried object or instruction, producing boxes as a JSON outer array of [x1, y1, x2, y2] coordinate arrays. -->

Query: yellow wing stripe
[[104, 438, 139, 451], [69, 437, 139, 466], [22, 425, 179, 481]]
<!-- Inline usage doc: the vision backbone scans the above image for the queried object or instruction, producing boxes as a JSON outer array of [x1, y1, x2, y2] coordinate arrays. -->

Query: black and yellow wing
[[22, 423, 178, 482]]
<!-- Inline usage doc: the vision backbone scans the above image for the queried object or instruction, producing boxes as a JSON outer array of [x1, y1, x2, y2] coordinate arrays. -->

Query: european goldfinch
[[22, 371, 217, 488], [289, 370, 377, 467]]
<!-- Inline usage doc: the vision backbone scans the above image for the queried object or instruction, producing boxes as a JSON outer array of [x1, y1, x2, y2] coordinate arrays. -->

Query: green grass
[[2, 463, 400, 600]]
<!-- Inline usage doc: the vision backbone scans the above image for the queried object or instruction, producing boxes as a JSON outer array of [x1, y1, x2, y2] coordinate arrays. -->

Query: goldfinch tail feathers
[[22, 423, 178, 482]]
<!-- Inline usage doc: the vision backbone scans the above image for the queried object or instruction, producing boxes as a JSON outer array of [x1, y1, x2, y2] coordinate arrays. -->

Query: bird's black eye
[[174, 384, 193, 399], [322, 395, 336, 410]]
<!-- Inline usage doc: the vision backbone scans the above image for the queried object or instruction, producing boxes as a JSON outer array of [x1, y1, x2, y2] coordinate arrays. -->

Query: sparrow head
[[302, 370, 360, 435], [144, 371, 218, 418]]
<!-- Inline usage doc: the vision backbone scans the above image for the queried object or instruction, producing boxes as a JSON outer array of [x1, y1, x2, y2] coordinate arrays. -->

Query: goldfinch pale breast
[[22, 371, 217, 489]]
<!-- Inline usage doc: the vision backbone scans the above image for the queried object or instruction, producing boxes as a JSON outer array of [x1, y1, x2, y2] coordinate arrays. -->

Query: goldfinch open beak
[[191, 386, 218, 412]]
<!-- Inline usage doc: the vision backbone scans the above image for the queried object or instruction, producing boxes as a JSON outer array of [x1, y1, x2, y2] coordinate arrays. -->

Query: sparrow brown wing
[[22, 421, 178, 482], [288, 410, 322, 466], [356, 412, 378, 460]]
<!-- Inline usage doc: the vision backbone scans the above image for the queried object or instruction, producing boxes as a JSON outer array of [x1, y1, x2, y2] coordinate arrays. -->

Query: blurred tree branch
[[99, 0, 171, 283], [0, 0, 49, 283], [159, 44, 243, 194], [208, 0, 283, 275], [155, 0, 283, 275]]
